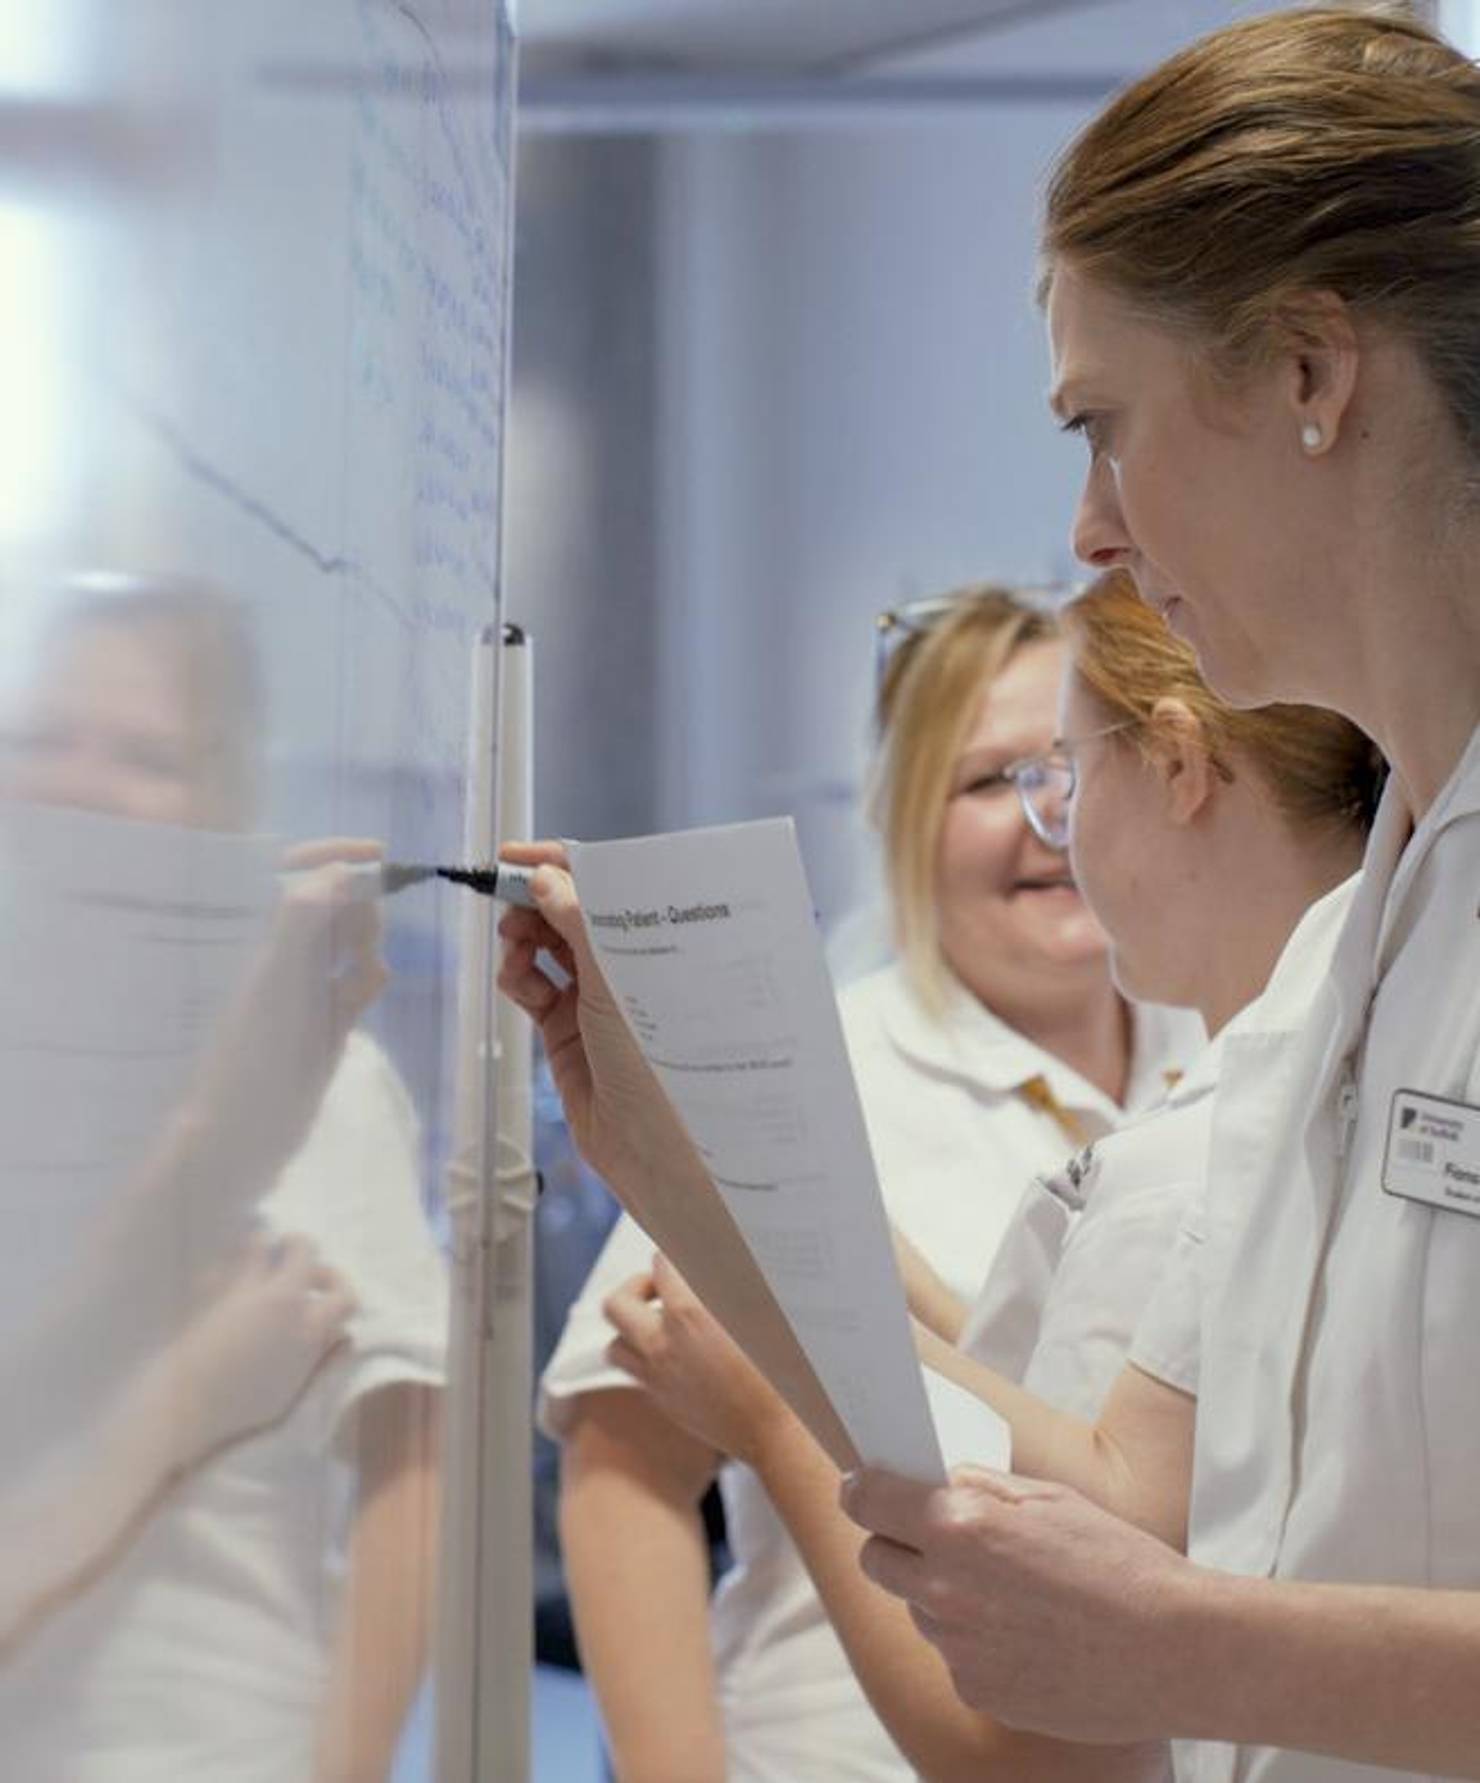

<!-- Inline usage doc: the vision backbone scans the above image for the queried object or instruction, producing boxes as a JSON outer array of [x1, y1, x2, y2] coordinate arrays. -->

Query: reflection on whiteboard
[[0, 2, 514, 1776]]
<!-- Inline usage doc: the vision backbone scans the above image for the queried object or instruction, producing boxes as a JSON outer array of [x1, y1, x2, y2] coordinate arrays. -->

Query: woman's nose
[[1071, 458, 1133, 570]]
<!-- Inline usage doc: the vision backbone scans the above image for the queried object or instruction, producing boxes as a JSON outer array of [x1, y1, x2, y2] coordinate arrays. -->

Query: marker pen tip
[[436, 864, 502, 895]]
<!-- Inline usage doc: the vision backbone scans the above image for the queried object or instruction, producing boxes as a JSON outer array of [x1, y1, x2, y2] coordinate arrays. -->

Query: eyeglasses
[[970, 720, 1138, 851], [874, 597, 960, 689], [874, 585, 1075, 689]]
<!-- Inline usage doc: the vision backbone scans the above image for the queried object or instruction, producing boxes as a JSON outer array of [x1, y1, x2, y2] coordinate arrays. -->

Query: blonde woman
[[537, 586, 1195, 1781]]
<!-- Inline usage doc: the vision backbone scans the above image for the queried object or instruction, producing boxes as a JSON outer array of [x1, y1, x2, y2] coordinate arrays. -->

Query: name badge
[[1383, 1090, 1480, 1218]]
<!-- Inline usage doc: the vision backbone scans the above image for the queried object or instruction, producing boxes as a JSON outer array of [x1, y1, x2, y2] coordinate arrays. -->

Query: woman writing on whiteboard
[[588, 566, 1380, 1781], [535, 585, 1195, 1781]]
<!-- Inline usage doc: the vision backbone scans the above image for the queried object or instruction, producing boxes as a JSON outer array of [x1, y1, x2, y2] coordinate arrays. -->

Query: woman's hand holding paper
[[602, 1253, 796, 1469], [496, 840, 707, 1200], [841, 1464, 1194, 1744]]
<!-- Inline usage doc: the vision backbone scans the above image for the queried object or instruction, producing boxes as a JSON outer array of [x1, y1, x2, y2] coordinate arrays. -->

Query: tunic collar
[[866, 961, 1201, 1127]]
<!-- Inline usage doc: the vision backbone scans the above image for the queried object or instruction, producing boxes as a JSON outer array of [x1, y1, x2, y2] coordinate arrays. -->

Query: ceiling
[[517, 0, 1125, 75], [513, 1, 1302, 130]]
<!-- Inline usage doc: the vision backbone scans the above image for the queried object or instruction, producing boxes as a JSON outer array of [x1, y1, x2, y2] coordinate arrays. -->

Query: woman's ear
[[1277, 289, 1360, 456], [1144, 697, 1218, 825]]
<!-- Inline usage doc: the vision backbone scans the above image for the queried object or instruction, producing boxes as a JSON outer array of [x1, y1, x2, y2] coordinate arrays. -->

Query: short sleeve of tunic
[[1125, 1192, 1206, 1399], [263, 1032, 451, 1442], [537, 1212, 660, 1438]]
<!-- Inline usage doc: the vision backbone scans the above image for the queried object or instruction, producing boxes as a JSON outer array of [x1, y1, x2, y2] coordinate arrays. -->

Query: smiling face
[[934, 638, 1108, 1009], [1046, 261, 1332, 710]]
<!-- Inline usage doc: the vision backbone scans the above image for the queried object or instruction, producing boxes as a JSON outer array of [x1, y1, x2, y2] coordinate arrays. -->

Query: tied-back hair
[[1065, 570, 1386, 833], [1041, 7, 1480, 470]]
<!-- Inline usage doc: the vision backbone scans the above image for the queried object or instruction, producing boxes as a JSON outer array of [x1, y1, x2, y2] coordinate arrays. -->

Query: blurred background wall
[[507, 0, 1460, 934]]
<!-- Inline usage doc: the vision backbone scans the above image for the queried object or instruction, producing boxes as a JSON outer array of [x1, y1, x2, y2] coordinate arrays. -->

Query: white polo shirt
[[542, 960, 1199, 1783], [1132, 722, 1480, 1783]]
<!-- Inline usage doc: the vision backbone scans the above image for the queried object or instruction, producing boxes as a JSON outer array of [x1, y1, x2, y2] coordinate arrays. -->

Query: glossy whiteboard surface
[[0, 4, 513, 1776]]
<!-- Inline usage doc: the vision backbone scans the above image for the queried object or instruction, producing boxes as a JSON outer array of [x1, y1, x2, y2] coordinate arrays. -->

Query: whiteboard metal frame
[[435, 3, 527, 1776], [435, 621, 536, 1783]]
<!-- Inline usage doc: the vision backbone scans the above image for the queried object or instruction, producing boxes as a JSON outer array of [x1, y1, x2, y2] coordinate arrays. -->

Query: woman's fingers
[[857, 1531, 931, 1599], [650, 1251, 695, 1310], [497, 904, 555, 947], [602, 1271, 662, 1345], [525, 864, 595, 972], [497, 938, 568, 1023], [604, 1336, 646, 1380], [280, 835, 385, 870], [496, 845, 607, 1000], [498, 839, 571, 871], [304, 1278, 357, 1344], [270, 1231, 320, 1281], [601, 1273, 667, 1387]]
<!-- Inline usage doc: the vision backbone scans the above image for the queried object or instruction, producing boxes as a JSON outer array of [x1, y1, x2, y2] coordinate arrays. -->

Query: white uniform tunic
[[963, 1032, 1228, 1783], [542, 960, 1198, 1782], [1133, 725, 1480, 1783], [963, 1031, 1222, 1422]]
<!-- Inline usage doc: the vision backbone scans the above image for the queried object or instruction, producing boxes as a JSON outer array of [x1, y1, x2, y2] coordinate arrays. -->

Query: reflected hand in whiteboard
[[496, 839, 704, 1198], [166, 1231, 356, 1466], [0, 1233, 355, 1658], [603, 1252, 793, 1470], [182, 837, 390, 1227]]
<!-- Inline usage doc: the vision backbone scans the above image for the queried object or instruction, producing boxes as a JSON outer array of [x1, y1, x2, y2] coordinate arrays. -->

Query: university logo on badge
[[1384, 1089, 1480, 1217], [1394, 1100, 1435, 1165], [1397, 1098, 1440, 1169]]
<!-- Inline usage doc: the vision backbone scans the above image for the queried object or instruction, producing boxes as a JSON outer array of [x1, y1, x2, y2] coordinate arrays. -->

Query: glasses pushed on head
[[874, 586, 1073, 693]]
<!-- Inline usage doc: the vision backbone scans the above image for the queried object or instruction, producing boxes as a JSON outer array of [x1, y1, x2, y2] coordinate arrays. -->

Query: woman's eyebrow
[[952, 745, 1020, 775]]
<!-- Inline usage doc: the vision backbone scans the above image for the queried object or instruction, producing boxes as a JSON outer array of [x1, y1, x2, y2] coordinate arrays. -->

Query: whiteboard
[[0, 3, 516, 1777]]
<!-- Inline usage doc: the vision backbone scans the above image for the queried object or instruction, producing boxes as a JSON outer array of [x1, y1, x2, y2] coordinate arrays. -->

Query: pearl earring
[[1301, 423, 1323, 452]]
